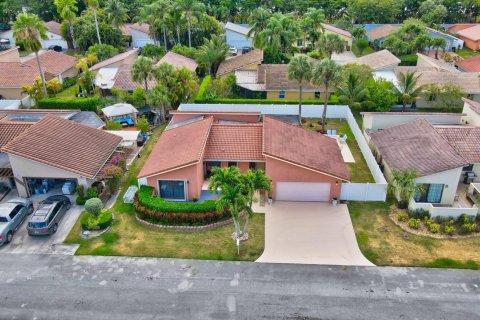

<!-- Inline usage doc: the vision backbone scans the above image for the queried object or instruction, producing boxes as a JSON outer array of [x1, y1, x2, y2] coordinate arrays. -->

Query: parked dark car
[[0, 197, 33, 245], [27, 195, 71, 236], [137, 133, 148, 146], [242, 46, 253, 54], [47, 45, 62, 52]]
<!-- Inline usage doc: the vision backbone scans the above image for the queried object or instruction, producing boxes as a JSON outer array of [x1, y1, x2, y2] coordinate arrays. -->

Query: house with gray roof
[[225, 22, 253, 49]]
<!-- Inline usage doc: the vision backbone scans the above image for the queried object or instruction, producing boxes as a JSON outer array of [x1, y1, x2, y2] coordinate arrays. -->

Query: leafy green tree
[[106, 119, 122, 130], [381, 35, 409, 56], [364, 78, 398, 111], [419, 0, 448, 25], [318, 33, 345, 59], [74, 12, 123, 50], [136, 2, 161, 45], [84, 0, 101, 44], [389, 169, 423, 209], [300, 7, 325, 49], [423, 83, 466, 110], [87, 43, 118, 62], [239, 169, 271, 235], [132, 56, 156, 92], [54, 0, 78, 49], [147, 84, 170, 122], [136, 116, 150, 133], [13, 13, 49, 97], [352, 26, 366, 39], [105, 0, 129, 28], [343, 63, 374, 83], [348, 0, 402, 23], [355, 38, 369, 56], [256, 13, 298, 55], [140, 44, 166, 62], [394, 71, 424, 112], [247, 7, 271, 48], [336, 73, 368, 108], [310, 59, 343, 132], [430, 37, 447, 59], [175, 0, 205, 48], [196, 35, 229, 77], [411, 34, 432, 53], [287, 55, 312, 116]]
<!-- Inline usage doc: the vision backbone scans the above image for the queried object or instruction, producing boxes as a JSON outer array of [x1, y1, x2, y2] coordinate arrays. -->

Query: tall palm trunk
[[162, 25, 167, 50], [186, 10, 192, 48], [322, 84, 329, 132], [402, 101, 406, 112], [144, 77, 149, 92], [68, 20, 77, 49], [299, 82, 303, 122], [93, 9, 101, 44], [176, 26, 181, 45], [34, 51, 48, 98]]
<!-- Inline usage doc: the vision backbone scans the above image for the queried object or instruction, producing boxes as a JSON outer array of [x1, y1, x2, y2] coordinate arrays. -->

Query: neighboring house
[[235, 63, 329, 100], [121, 23, 153, 48], [156, 51, 198, 72], [415, 53, 459, 72], [90, 49, 138, 71], [138, 114, 350, 202], [0, 46, 20, 63], [425, 27, 464, 51], [0, 62, 41, 99], [0, 115, 122, 197], [455, 25, 480, 51], [23, 50, 78, 83], [0, 108, 105, 128], [355, 49, 401, 83], [224, 22, 253, 49], [92, 49, 139, 90], [447, 24, 479, 33], [216, 49, 263, 77], [296, 23, 353, 51], [0, 21, 68, 50], [365, 25, 399, 45], [456, 55, 480, 72], [102, 103, 138, 124], [361, 111, 464, 131], [111, 63, 156, 92], [461, 98, 480, 127]]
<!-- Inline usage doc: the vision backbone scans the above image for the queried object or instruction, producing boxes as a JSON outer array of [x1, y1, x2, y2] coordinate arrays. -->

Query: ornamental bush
[[81, 210, 113, 230], [86, 187, 99, 199], [461, 223, 478, 234], [85, 198, 103, 215], [428, 222, 440, 234], [408, 218, 421, 229], [444, 224, 456, 236], [397, 212, 408, 222]]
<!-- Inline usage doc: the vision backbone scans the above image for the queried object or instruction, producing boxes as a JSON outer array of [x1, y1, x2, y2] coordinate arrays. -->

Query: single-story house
[[0, 46, 20, 63], [416, 53, 459, 72], [121, 23, 153, 48], [461, 98, 480, 127], [365, 25, 399, 45], [425, 27, 464, 52], [138, 115, 350, 202], [455, 55, 480, 72], [0, 21, 68, 50], [0, 62, 42, 100], [23, 50, 78, 83], [455, 25, 480, 51], [102, 103, 138, 124], [361, 111, 464, 131], [111, 63, 156, 92], [216, 49, 263, 77], [90, 49, 138, 71], [296, 23, 353, 51], [355, 49, 401, 83], [156, 51, 198, 72], [447, 24, 478, 34], [369, 119, 468, 206], [0, 108, 104, 128], [224, 22, 253, 49], [1, 115, 122, 197]]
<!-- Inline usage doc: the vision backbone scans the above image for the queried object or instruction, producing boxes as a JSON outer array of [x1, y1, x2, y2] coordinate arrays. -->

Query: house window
[[158, 180, 186, 200], [414, 184, 444, 203], [314, 91, 321, 99], [463, 164, 474, 171], [228, 162, 237, 167], [297, 39, 303, 47], [279, 90, 286, 99]]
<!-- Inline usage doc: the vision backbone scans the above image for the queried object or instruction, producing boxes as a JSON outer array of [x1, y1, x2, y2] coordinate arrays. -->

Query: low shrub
[[409, 208, 430, 220], [81, 209, 113, 231], [194, 96, 339, 105], [86, 187, 99, 199], [444, 224, 456, 236], [457, 214, 472, 224], [427, 222, 440, 233], [76, 197, 86, 205], [61, 76, 78, 90], [85, 198, 103, 215], [38, 97, 99, 112], [408, 218, 421, 229], [397, 212, 408, 222], [461, 223, 478, 234]]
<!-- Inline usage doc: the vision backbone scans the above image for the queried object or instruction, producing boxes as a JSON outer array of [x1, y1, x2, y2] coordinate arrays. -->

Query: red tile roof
[[323, 23, 352, 38], [456, 55, 480, 72], [138, 117, 213, 178], [113, 63, 156, 91], [370, 119, 468, 177], [263, 116, 350, 180], [24, 50, 77, 76], [204, 123, 264, 161], [90, 49, 138, 71], [0, 122, 34, 148], [457, 25, 480, 41], [157, 51, 198, 72], [434, 126, 480, 164], [44, 21, 62, 36], [0, 62, 38, 87], [1, 115, 122, 178]]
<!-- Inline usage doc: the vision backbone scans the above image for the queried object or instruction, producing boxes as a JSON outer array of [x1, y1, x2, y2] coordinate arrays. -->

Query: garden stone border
[[80, 225, 111, 239], [135, 214, 234, 230]]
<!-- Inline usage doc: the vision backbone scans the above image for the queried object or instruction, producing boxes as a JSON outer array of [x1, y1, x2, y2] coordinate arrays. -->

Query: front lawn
[[352, 44, 374, 57], [303, 118, 375, 183], [456, 47, 480, 59], [349, 201, 480, 269], [65, 124, 265, 261], [56, 85, 78, 98]]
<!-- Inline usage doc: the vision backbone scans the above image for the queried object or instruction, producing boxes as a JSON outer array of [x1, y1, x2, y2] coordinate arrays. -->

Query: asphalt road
[[0, 254, 479, 320]]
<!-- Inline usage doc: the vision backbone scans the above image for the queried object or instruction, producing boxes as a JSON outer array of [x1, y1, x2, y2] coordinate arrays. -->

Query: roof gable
[[434, 125, 480, 164], [90, 49, 138, 71], [24, 50, 77, 75], [457, 25, 480, 41], [157, 51, 198, 72], [455, 55, 480, 72], [366, 25, 399, 41], [0, 62, 38, 87], [356, 49, 401, 70], [44, 21, 62, 36], [225, 22, 251, 35], [216, 49, 263, 76]]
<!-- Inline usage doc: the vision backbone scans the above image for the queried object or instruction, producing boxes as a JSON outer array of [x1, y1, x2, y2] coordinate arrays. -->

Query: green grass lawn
[[65, 124, 265, 261], [352, 44, 374, 57], [19, 50, 32, 57], [349, 201, 480, 269], [456, 47, 480, 59], [56, 85, 78, 98], [303, 118, 375, 183]]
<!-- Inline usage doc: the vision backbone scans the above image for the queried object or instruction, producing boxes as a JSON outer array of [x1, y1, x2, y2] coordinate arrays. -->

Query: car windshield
[[0, 216, 8, 223]]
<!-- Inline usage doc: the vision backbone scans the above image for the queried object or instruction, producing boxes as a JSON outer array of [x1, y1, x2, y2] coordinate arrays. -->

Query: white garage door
[[276, 182, 331, 202]]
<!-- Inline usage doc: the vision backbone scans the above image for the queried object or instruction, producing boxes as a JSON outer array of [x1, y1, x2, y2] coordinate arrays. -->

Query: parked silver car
[[27, 195, 71, 236], [0, 197, 34, 245]]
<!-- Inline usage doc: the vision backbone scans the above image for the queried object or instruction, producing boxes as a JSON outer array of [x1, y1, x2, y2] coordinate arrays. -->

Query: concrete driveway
[[256, 202, 374, 266]]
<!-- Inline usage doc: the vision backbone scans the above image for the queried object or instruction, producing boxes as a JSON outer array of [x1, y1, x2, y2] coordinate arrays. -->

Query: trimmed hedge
[[194, 95, 339, 105], [38, 97, 99, 112], [134, 186, 229, 226], [195, 75, 211, 101], [399, 54, 418, 66], [81, 210, 113, 231]]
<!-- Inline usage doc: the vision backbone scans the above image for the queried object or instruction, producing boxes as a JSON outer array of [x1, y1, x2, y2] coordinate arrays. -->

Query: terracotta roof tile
[[369, 119, 468, 177], [138, 117, 213, 178], [434, 125, 480, 163], [90, 49, 138, 71], [457, 25, 480, 41], [157, 51, 198, 72], [323, 23, 352, 38], [366, 25, 399, 41], [216, 49, 263, 76], [44, 21, 62, 36], [113, 63, 156, 91], [356, 49, 400, 70], [0, 62, 38, 87], [204, 123, 264, 161], [24, 50, 77, 76], [263, 116, 350, 180], [1, 115, 122, 178], [0, 122, 34, 148], [257, 64, 327, 91], [456, 55, 480, 72]]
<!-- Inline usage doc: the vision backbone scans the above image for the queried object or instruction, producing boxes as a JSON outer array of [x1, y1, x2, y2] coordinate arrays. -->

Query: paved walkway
[[332, 51, 356, 65], [256, 201, 374, 266]]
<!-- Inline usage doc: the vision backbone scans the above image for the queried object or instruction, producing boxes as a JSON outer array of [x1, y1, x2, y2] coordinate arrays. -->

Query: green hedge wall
[[38, 97, 99, 112], [195, 75, 211, 101], [194, 95, 339, 105]]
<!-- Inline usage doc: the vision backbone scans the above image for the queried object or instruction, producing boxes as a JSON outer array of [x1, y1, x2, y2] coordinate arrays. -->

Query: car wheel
[[6, 231, 13, 243], [27, 205, 34, 215], [66, 202, 71, 210], [52, 224, 58, 234]]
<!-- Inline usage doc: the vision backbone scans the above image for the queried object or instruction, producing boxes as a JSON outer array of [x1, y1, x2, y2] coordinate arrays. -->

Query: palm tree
[[412, 34, 431, 53], [256, 13, 298, 54], [75, 55, 97, 94], [352, 26, 366, 39], [336, 73, 368, 108], [147, 85, 170, 122], [105, 0, 128, 29], [156, 0, 171, 50], [136, 2, 160, 45], [318, 33, 345, 59], [54, 0, 78, 50], [287, 55, 312, 117], [389, 169, 423, 209], [175, 0, 205, 48], [84, 0, 101, 44], [131, 56, 155, 92], [13, 13, 49, 98], [430, 37, 447, 59], [394, 71, 423, 112], [247, 7, 271, 47], [302, 7, 325, 49], [310, 59, 343, 132], [196, 35, 229, 77]]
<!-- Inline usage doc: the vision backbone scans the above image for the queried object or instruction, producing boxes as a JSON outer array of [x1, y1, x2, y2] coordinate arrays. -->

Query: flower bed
[[134, 186, 229, 226]]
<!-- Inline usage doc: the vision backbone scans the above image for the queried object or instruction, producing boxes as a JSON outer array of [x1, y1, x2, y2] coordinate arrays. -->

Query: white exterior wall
[[40, 31, 68, 50], [131, 29, 154, 48], [461, 103, 480, 127], [362, 113, 463, 131], [0, 30, 14, 48], [415, 167, 463, 205], [8, 153, 91, 197], [472, 164, 480, 183]]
